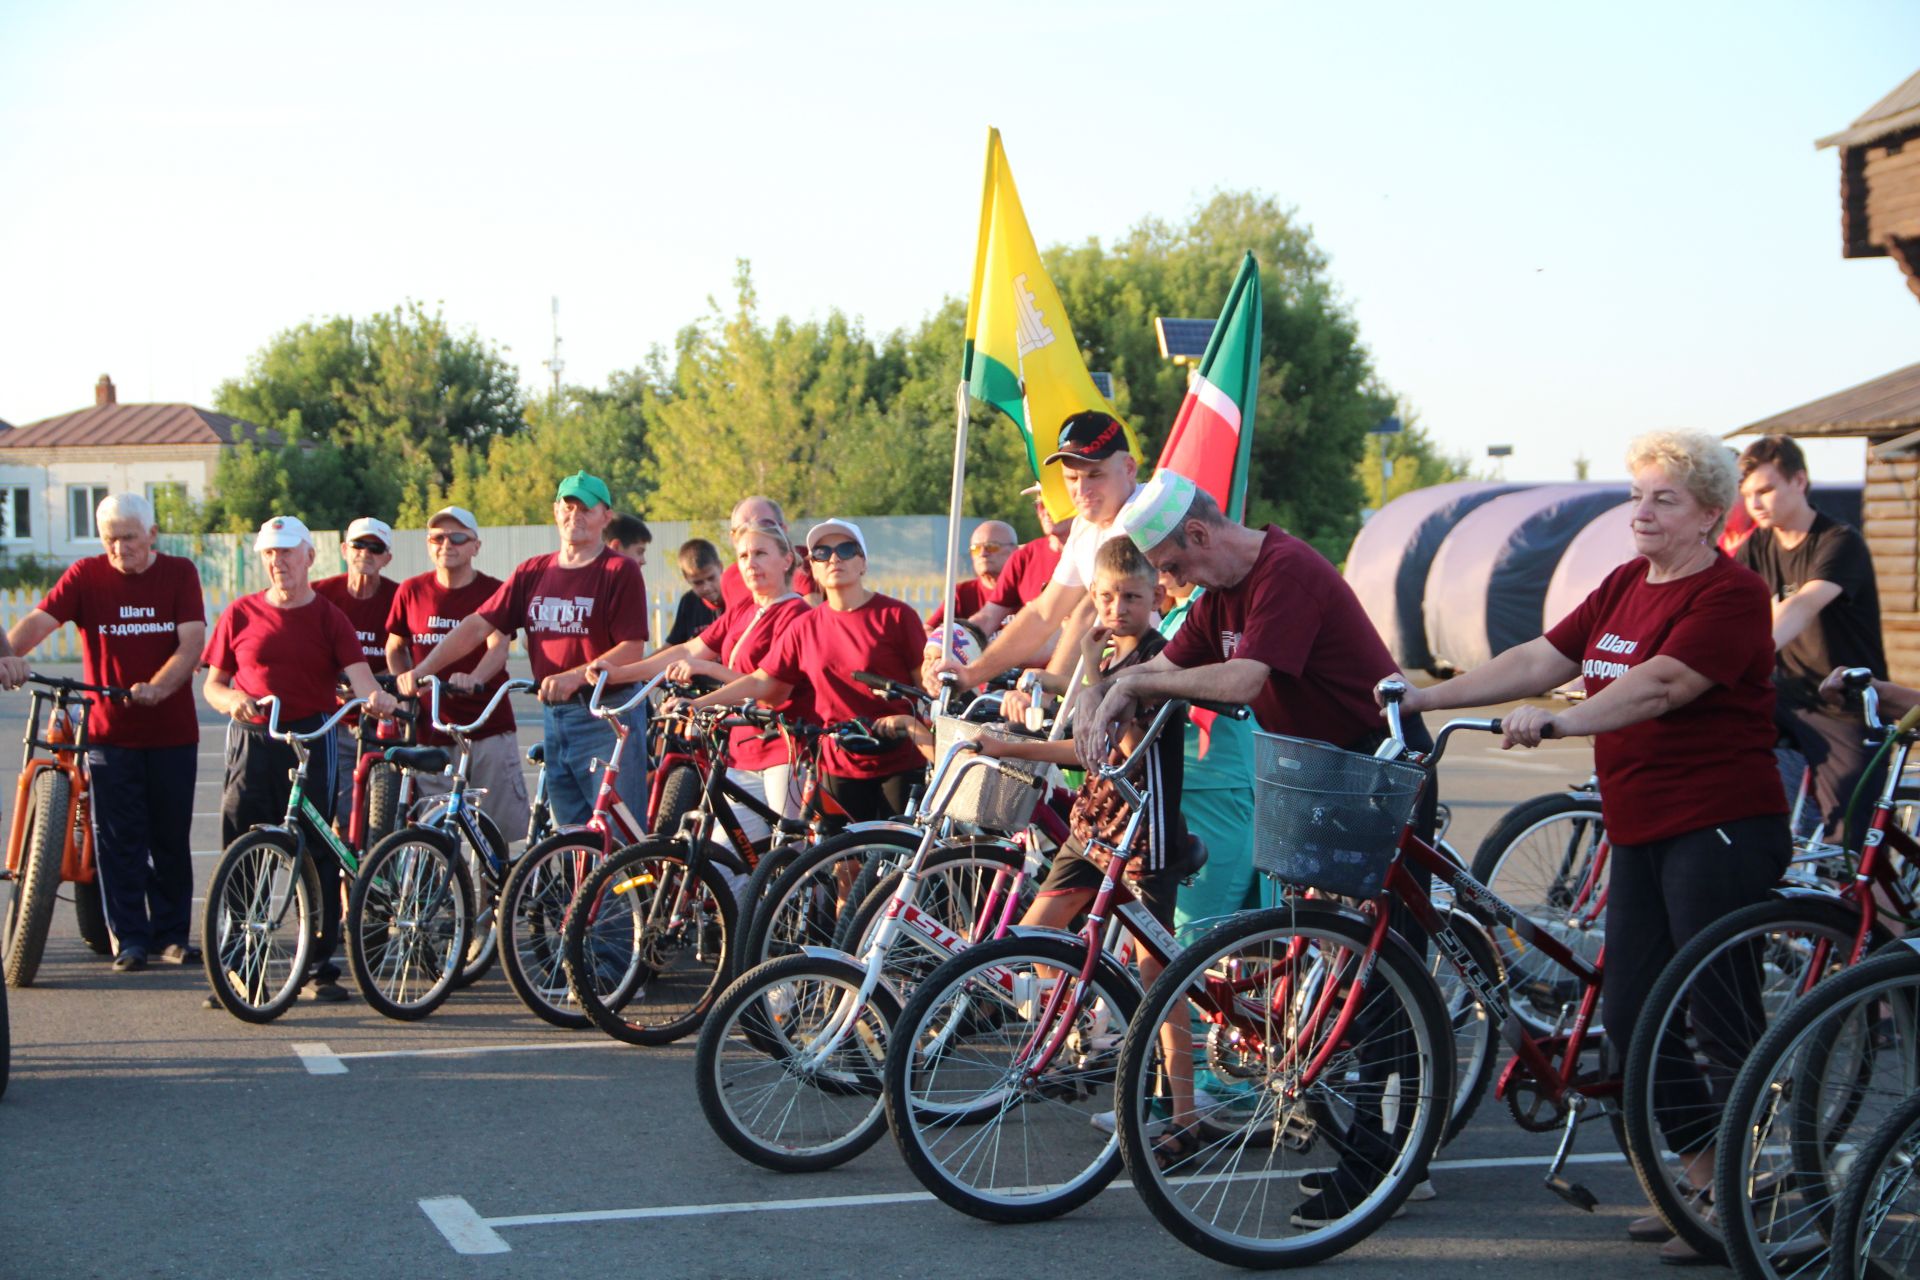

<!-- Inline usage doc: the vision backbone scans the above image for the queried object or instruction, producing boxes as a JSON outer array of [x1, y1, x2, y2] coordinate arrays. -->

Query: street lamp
[[1369, 416, 1402, 506], [1487, 443, 1513, 479]]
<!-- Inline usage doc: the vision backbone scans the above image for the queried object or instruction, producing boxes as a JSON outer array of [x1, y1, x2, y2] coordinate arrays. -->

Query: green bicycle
[[202, 694, 449, 1023]]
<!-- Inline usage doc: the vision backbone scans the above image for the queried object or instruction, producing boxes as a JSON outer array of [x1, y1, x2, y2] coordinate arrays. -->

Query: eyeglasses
[[426, 531, 475, 547], [970, 542, 1009, 555], [349, 539, 389, 553], [809, 541, 864, 563]]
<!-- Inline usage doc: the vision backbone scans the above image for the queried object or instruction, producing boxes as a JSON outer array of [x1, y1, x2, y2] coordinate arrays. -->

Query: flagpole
[[939, 378, 970, 672]]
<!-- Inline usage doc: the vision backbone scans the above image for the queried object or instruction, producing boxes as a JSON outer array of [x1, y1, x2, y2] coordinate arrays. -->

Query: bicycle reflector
[[611, 873, 657, 894]]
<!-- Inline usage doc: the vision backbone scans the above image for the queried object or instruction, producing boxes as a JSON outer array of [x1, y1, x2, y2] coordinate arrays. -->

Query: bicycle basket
[[924, 716, 1046, 831], [1251, 732, 1425, 898]]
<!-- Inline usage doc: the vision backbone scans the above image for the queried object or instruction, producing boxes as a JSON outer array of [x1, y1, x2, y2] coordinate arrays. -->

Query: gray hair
[[96, 492, 156, 532], [1625, 430, 1740, 537]]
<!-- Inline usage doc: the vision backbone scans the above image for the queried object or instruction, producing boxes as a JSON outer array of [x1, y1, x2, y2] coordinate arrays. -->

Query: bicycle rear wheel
[[1830, 1086, 1920, 1280], [347, 827, 474, 1021], [1714, 944, 1920, 1280], [832, 842, 1028, 998], [3, 771, 70, 987], [1115, 902, 1452, 1270], [885, 933, 1141, 1224], [497, 833, 618, 1028], [740, 828, 920, 973], [563, 840, 735, 1046], [202, 832, 315, 1023], [1469, 789, 1606, 1035], [695, 952, 902, 1172], [451, 811, 509, 990]]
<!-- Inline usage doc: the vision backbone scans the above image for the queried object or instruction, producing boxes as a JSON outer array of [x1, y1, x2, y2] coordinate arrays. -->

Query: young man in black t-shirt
[[664, 538, 726, 647], [1736, 435, 1887, 845]]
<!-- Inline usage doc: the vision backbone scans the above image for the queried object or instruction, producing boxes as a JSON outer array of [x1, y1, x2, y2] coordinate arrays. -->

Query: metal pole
[[939, 378, 970, 670]]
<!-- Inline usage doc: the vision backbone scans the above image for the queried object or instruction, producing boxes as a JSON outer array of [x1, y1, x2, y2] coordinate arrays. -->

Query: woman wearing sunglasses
[[687, 519, 926, 823]]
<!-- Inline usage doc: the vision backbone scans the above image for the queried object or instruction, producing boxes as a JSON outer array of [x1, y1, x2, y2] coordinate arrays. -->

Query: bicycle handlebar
[[259, 694, 366, 744], [854, 670, 929, 705], [1092, 698, 1250, 783], [423, 675, 537, 737], [588, 668, 663, 718], [23, 673, 132, 700]]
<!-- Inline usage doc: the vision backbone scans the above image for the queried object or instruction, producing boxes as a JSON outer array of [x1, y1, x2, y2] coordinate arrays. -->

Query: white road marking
[[425, 1151, 1633, 1252], [292, 1038, 620, 1073]]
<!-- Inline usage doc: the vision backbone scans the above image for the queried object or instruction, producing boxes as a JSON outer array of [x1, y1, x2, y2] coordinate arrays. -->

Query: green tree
[[1358, 410, 1471, 511]]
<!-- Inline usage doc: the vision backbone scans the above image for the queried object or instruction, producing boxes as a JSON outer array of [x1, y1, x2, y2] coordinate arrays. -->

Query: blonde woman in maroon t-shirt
[[1392, 430, 1788, 1261], [594, 522, 812, 844]]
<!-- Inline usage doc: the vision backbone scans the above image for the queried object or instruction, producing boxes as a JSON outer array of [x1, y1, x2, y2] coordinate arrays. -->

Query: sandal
[[1151, 1126, 1201, 1172]]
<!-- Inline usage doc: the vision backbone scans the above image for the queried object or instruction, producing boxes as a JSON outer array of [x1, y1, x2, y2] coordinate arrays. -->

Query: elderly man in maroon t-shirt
[[3, 492, 206, 972], [398, 472, 650, 825]]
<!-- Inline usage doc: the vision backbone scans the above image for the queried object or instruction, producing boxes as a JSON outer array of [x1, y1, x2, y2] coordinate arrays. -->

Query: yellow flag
[[964, 128, 1141, 520]]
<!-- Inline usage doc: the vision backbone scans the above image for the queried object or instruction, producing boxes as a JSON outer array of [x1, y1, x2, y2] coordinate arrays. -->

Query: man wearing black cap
[[924, 410, 1139, 692]]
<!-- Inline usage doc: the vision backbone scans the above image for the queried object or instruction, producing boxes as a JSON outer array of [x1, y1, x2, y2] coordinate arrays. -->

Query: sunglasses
[[426, 531, 475, 546], [970, 542, 1010, 555], [349, 539, 389, 553], [809, 541, 864, 563]]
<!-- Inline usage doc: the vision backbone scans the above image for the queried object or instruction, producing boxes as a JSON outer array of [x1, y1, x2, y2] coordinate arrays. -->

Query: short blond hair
[[1625, 430, 1740, 537]]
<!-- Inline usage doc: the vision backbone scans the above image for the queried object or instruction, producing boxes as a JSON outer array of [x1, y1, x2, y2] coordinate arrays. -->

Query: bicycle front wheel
[[451, 810, 509, 990], [497, 832, 619, 1028], [1469, 789, 1606, 1034], [742, 828, 920, 975], [1116, 902, 1452, 1270], [347, 827, 474, 1022], [1831, 1087, 1920, 1280], [695, 952, 901, 1172], [3, 770, 71, 987], [885, 933, 1142, 1224], [202, 832, 315, 1023], [832, 842, 1028, 999], [563, 840, 736, 1046]]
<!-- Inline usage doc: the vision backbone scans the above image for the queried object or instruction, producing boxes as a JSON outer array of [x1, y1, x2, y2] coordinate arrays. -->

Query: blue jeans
[[542, 700, 648, 829]]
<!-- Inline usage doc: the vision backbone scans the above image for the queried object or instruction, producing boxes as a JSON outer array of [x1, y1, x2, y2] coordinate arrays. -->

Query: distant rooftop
[[1819, 68, 1920, 150], [0, 375, 278, 450], [1729, 361, 1920, 439]]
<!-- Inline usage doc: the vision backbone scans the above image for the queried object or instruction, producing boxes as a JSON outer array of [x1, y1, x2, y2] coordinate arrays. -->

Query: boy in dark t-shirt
[[664, 538, 727, 647], [1736, 435, 1887, 844]]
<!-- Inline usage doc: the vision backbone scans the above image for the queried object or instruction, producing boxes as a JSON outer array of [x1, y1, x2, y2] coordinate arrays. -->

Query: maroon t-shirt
[[721, 561, 816, 614], [38, 553, 204, 749], [387, 571, 515, 744], [477, 549, 650, 683], [926, 578, 990, 629], [986, 537, 1062, 613], [1544, 554, 1786, 845], [1163, 526, 1396, 747], [203, 592, 366, 724], [699, 594, 814, 771], [313, 574, 399, 674], [762, 592, 926, 778]]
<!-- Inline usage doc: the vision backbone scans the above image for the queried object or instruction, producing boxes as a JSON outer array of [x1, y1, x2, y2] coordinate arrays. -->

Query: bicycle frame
[[4, 686, 97, 887]]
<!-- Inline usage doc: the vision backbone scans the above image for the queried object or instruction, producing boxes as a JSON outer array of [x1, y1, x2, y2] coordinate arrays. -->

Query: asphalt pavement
[[0, 665, 1682, 1280]]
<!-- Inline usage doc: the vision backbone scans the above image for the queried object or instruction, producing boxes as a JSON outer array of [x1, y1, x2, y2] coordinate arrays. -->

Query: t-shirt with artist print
[[38, 552, 205, 749], [1544, 553, 1785, 846], [477, 549, 650, 683], [1735, 512, 1886, 715], [1161, 526, 1397, 748]]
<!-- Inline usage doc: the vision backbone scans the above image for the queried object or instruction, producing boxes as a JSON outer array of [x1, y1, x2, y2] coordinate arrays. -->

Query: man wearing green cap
[[397, 471, 651, 824]]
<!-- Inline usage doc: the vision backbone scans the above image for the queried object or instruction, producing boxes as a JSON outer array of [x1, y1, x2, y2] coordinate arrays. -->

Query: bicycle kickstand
[[1543, 1094, 1599, 1211]]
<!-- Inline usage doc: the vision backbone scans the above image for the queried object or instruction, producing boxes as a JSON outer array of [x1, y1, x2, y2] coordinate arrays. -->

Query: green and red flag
[[1155, 252, 1262, 520]]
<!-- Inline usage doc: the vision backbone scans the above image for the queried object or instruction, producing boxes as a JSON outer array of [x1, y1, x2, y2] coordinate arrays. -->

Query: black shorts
[[1036, 839, 1178, 929]]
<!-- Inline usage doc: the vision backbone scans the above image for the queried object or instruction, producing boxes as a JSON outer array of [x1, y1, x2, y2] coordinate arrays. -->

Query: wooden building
[[1730, 71, 1920, 683]]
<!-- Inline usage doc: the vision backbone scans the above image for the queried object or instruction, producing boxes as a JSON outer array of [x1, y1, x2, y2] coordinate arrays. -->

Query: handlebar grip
[[1487, 718, 1502, 735], [1842, 667, 1876, 692]]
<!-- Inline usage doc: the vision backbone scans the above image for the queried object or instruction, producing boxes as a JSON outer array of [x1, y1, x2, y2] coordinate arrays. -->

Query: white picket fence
[[0, 576, 966, 664]]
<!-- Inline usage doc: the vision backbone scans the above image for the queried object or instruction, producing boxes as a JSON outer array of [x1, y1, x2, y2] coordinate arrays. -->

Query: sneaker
[[1290, 1167, 1408, 1228], [299, 977, 351, 1003], [112, 946, 148, 972], [152, 943, 201, 966]]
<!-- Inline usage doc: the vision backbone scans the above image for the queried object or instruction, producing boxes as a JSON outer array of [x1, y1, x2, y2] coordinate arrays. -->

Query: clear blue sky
[[2, 0, 1915, 485]]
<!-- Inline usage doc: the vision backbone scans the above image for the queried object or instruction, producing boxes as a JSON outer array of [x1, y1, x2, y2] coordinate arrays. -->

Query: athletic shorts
[[1036, 838, 1178, 929]]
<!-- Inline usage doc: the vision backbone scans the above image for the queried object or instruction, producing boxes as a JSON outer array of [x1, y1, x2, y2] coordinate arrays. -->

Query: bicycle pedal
[[1545, 1177, 1598, 1211]]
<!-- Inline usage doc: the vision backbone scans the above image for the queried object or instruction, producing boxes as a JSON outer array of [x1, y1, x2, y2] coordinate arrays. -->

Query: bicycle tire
[[652, 764, 703, 841], [496, 831, 622, 1028], [735, 839, 807, 972], [563, 839, 736, 1046], [1624, 894, 1867, 1263], [832, 843, 1029, 998], [0, 970, 8, 1101], [451, 810, 509, 990], [363, 761, 402, 849], [1115, 902, 1453, 1269], [1713, 943, 1920, 1280], [347, 826, 474, 1021], [202, 832, 315, 1023], [694, 951, 903, 1172], [72, 877, 112, 957], [2, 771, 70, 988], [741, 828, 920, 974], [1830, 1084, 1920, 1280], [1469, 789, 1607, 1034], [885, 932, 1143, 1224], [1431, 906, 1501, 1147]]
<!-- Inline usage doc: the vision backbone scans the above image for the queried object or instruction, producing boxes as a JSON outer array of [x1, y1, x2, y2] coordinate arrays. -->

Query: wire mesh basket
[[1252, 732, 1425, 898], [924, 716, 1047, 832]]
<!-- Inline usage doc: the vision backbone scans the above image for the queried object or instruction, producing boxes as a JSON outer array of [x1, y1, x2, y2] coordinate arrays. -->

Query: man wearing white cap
[[383, 507, 530, 837], [202, 514, 398, 1002], [315, 516, 400, 821]]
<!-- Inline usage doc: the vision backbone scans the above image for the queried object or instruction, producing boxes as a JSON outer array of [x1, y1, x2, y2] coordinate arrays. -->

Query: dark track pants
[[86, 743, 197, 953]]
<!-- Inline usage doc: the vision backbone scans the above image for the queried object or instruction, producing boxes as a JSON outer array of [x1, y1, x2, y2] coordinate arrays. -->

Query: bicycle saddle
[[385, 746, 451, 774], [525, 741, 545, 766]]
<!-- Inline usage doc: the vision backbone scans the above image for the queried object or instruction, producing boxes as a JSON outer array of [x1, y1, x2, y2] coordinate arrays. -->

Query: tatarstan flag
[[963, 128, 1141, 520], [1156, 252, 1262, 520]]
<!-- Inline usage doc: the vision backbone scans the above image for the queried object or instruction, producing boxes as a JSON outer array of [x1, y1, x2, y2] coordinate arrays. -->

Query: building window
[[68, 485, 109, 541], [0, 486, 29, 541]]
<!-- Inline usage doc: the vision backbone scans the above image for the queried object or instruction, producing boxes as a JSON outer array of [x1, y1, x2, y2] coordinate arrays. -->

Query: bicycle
[[882, 696, 1250, 1224], [200, 695, 439, 1022], [695, 713, 1041, 1173], [1831, 1078, 1920, 1280], [2, 674, 130, 985], [344, 676, 530, 1020]]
